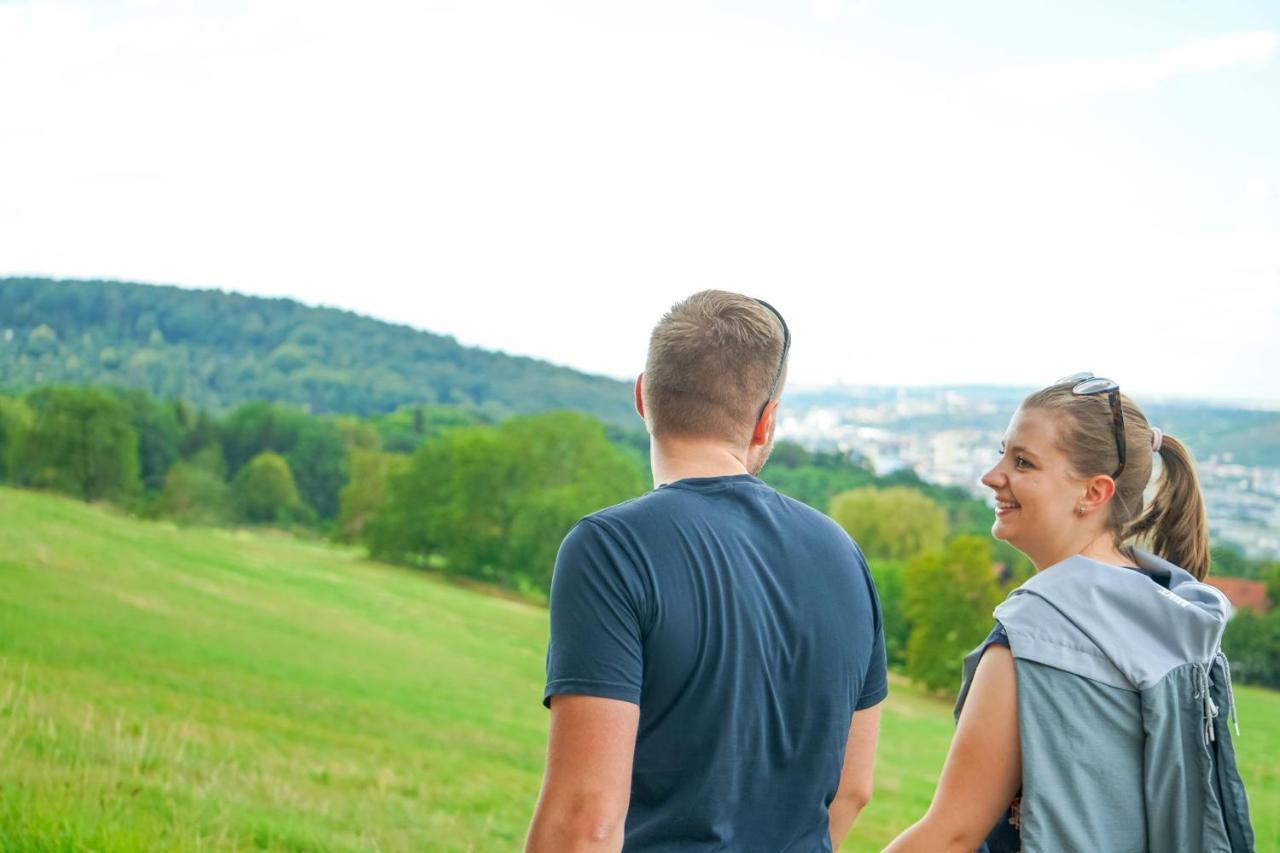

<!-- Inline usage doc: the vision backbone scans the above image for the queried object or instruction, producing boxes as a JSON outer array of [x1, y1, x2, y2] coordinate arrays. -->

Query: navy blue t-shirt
[[544, 474, 888, 852]]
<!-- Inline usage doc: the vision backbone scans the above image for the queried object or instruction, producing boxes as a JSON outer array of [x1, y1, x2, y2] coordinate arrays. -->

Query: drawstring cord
[[1216, 651, 1241, 737], [1195, 662, 1219, 746]]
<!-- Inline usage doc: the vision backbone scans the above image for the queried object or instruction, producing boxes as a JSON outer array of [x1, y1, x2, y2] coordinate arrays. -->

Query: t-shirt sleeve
[[543, 518, 646, 709], [855, 549, 889, 711]]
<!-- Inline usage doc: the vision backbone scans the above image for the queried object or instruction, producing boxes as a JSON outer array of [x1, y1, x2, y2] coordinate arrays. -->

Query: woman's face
[[980, 407, 1087, 569]]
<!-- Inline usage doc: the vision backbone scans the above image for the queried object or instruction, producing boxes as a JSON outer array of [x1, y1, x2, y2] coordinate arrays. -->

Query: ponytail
[[1123, 434, 1210, 580]]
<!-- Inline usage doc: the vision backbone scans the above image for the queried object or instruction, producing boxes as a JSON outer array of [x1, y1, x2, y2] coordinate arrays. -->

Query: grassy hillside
[[0, 488, 1276, 851], [0, 277, 634, 424]]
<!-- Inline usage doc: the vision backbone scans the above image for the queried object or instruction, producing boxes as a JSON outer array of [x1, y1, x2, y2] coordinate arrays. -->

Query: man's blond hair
[[643, 290, 786, 442]]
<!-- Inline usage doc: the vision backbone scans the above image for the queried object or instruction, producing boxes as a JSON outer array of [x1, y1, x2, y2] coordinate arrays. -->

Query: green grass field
[[0, 486, 1276, 851]]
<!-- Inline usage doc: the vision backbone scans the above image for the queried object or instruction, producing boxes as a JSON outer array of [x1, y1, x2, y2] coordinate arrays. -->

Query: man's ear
[[634, 374, 646, 421], [751, 400, 779, 447]]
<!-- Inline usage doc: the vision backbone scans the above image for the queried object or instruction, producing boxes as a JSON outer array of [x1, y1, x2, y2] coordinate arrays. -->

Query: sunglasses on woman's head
[[1057, 372, 1126, 479]]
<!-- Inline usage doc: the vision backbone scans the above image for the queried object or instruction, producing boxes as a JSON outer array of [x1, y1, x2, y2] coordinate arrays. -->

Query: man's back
[[545, 473, 887, 852]]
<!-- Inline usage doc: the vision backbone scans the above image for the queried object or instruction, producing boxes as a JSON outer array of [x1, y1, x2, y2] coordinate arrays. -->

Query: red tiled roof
[[1205, 576, 1270, 615]]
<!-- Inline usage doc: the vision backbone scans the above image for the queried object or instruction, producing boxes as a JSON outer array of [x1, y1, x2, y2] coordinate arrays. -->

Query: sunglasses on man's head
[[754, 298, 791, 423], [1057, 371, 1126, 479]]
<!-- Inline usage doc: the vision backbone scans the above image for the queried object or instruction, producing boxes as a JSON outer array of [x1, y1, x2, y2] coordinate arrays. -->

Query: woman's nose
[[980, 463, 1002, 491]]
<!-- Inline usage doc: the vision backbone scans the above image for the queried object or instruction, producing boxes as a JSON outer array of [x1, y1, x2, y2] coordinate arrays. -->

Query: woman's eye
[[1014, 455, 1031, 470]]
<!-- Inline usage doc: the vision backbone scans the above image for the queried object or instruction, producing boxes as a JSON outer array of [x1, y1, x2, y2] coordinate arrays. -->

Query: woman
[[885, 374, 1254, 853]]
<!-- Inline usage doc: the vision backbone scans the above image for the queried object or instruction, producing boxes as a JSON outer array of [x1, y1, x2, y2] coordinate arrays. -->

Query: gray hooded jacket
[[956, 550, 1255, 852]]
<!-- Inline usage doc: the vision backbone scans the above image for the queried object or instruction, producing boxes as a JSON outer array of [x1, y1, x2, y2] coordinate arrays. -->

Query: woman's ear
[[1079, 474, 1116, 516]]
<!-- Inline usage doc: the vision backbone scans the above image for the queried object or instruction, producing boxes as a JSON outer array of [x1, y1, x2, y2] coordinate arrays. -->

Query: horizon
[[7, 273, 1280, 412]]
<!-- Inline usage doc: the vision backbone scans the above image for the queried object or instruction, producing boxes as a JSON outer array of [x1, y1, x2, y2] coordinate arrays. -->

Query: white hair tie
[[1151, 427, 1164, 453]]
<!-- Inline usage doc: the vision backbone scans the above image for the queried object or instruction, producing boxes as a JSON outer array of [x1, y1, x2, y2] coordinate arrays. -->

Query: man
[[525, 291, 887, 852]]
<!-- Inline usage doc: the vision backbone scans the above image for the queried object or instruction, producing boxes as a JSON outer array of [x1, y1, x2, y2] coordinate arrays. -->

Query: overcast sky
[[2, 0, 1277, 404]]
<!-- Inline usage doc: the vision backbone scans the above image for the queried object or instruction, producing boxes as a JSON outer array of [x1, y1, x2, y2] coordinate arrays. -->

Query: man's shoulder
[[579, 490, 659, 530], [583, 481, 858, 553]]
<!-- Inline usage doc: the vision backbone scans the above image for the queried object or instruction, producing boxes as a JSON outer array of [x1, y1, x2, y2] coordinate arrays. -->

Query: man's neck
[[650, 436, 752, 488]]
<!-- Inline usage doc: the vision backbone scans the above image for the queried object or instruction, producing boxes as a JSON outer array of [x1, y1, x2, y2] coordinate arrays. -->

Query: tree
[[366, 425, 512, 571], [161, 461, 231, 526], [335, 449, 408, 543], [370, 404, 487, 454], [1222, 609, 1280, 689], [217, 402, 348, 522], [231, 452, 309, 525], [332, 415, 382, 452], [219, 401, 308, 476], [177, 406, 220, 460], [0, 395, 33, 481], [109, 387, 181, 492], [1262, 563, 1280, 610], [1210, 542, 1251, 577], [828, 486, 948, 562], [869, 560, 910, 668], [760, 443, 876, 510], [903, 536, 1003, 692], [501, 412, 646, 590], [287, 419, 348, 521], [21, 386, 140, 501], [366, 411, 643, 590]]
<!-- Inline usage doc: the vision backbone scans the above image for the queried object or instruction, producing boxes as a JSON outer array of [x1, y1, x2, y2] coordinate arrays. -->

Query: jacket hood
[[993, 549, 1232, 691]]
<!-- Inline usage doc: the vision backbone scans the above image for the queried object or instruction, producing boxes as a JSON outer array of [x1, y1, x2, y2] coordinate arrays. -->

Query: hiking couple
[[524, 291, 1254, 853]]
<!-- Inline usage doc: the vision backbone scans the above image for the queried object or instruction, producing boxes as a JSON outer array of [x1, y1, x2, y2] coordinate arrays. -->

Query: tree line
[[1, 382, 1275, 690], [0, 277, 635, 424]]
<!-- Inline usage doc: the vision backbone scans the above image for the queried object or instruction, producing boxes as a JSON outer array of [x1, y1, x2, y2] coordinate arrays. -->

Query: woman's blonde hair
[[1022, 382, 1210, 580]]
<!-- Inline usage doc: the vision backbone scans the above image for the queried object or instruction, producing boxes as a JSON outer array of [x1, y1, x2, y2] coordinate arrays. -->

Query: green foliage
[[502, 412, 647, 590], [903, 536, 1003, 692], [370, 405, 491, 454], [760, 443, 876, 509], [1263, 563, 1280, 609], [0, 395, 33, 481], [231, 452, 310, 525], [1223, 609, 1280, 689], [108, 388, 182, 492], [366, 426, 509, 571], [289, 420, 348, 521], [218, 402, 347, 520], [878, 468, 992, 538], [828, 486, 948, 562], [160, 461, 232, 526], [601, 422, 650, 486], [332, 415, 382, 451], [1212, 542, 1253, 577], [868, 560, 909, 668], [219, 401, 309, 475], [0, 277, 634, 424], [335, 450, 408, 543], [20, 386, 141, 501], [176, 404, 220, 460], [366, 412, 643, 590]]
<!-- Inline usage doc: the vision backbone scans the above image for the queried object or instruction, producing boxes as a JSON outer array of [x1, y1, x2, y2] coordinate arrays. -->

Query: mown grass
[[0, 486, 1276, 851]]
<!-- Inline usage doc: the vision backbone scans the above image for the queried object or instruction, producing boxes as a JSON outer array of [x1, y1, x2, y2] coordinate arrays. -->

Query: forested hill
[[0, 278, 634, 422]]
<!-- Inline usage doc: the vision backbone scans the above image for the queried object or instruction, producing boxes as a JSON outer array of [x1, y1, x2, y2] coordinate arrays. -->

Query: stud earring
[[1076, 505, 1085, 516]]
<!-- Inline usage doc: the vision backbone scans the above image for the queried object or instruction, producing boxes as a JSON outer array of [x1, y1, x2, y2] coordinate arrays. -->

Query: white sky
[[2, 0, 1278, 403]]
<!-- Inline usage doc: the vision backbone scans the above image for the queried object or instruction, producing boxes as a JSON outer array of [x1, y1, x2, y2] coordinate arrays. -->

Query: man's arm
[[525, 694, 640, 853], [883, 645, 1021, 853], [828, 702, 882, 849]]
